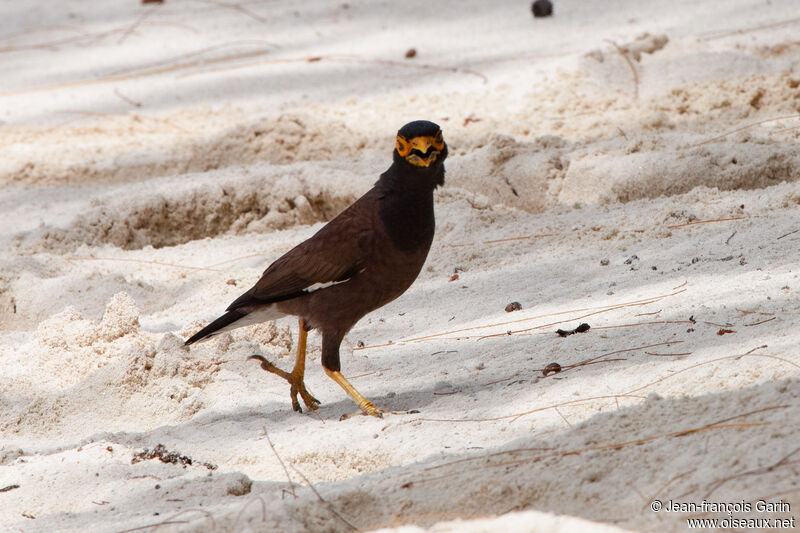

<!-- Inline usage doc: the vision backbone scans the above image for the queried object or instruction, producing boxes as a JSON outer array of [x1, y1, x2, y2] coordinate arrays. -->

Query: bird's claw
[[290, 382, 320, 413], [250, 354, 320, 413], [339, 400, 385, 420]]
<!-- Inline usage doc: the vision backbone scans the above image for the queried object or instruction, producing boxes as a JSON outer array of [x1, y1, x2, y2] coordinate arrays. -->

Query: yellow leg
[[324, 367, 384, 418], [249, 318, 320, 413]]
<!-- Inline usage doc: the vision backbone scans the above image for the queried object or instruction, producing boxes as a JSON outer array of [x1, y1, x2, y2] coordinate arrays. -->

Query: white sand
[[2, 1, 800, 531]]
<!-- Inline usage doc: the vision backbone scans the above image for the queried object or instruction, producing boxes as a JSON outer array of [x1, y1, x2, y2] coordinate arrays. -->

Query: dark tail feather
[[184, 310, 246, 345]]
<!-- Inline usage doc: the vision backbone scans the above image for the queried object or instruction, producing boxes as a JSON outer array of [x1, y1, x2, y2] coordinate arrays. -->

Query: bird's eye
[[434, 131, 444, 149], [396, 136, 410, 156]]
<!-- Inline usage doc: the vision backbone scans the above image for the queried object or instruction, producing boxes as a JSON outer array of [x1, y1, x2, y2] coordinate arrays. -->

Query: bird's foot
[[289, 378, 321, 413], [249, 355, 320, 413], [340, 401, 384, 421]]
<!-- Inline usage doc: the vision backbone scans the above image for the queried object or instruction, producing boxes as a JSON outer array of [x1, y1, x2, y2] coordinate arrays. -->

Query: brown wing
[[226, 190, 379, 311]]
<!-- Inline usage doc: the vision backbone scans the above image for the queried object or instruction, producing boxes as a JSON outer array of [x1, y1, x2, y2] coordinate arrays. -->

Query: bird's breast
[[378, 190, 435, 253]]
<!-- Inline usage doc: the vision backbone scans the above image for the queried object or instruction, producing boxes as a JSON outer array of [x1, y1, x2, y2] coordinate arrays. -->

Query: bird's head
[[393, 120, 447, 170]]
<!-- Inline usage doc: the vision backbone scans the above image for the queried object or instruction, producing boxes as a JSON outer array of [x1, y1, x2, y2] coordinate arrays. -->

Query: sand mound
[[447, 69, 800, 211], [1, 112, 371, 187], [0, 294, 221, 439], [559, 142, 800, 205], [25, 169, 356, 252], [449, 134, 570, 212]]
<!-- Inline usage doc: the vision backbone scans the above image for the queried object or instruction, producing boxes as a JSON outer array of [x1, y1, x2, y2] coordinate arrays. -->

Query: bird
[[185, 120, 447, 417]]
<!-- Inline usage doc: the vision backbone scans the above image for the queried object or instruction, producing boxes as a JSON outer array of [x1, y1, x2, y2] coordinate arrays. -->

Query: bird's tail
[[184, 310, 247, 345]]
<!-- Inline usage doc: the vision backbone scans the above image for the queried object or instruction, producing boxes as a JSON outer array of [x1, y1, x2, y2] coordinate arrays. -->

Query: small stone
[[405, 48, 417, 59], [600, 258, 610, 266], [542, 362, 561, 376], [556, 323, 590, 337], [505, 301, 522, 312], [531, 0, 553, 17], [646, 392, 663, 403], [226, 473, 252, 496]]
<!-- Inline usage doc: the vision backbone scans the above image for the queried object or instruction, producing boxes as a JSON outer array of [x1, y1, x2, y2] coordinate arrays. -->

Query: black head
[[393, 120, 447, 169]]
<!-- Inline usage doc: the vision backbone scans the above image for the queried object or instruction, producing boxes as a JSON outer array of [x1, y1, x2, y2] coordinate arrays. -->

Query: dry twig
[[262, 427, 296, 498], [361, 289, 686, 347], [290, 464, 358, 531], [118, 509, 216, 533], [118, 10, 151, 44], [446, 233, 554, 248], [66, 256, 222, 272], [1, 41, 276, 97], [698, 16, 800, 41], [227, 495, 267, 532], [410, 420, 770, 486], [194, 0, 268, 24], [605, 39, 639, 100], [180, 53, 488, 84], [667, 216, 746, 229], [692, 114, 800, 146], [704, 446, 800, 498], [113, 88, 142, 108], [744, 317, 777, 327]]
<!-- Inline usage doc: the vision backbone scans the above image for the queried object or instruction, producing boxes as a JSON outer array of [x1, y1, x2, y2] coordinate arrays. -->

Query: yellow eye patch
[[434, 131, 444, 150], [396, 136, 412, 157]]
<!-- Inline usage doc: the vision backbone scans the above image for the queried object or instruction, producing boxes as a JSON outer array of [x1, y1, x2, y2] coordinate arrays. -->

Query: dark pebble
[[543, 362, 561, 376], [531, 0, 553, 17]]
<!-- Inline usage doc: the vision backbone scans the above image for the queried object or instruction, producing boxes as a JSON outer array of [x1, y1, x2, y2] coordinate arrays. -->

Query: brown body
[[269, 186, 434, 371], [185, 120, 446, 416]]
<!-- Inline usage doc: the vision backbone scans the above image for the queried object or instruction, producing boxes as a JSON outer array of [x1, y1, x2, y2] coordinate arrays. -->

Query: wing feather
[[226, 191, 377, 311]]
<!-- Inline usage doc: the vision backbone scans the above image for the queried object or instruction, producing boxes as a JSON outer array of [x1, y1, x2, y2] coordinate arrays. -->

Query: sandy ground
[[2, 1, 800, 532]]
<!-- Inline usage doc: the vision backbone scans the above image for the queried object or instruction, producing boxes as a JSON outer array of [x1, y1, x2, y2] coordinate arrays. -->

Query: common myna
[[185, 120, 447, 417]]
